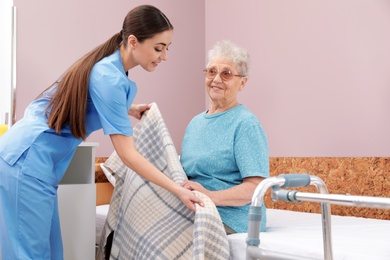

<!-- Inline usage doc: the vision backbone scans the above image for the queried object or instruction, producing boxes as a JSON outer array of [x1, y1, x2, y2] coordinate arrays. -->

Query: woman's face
[[205, 58, 247, 106], [132, 29, 173, 72]]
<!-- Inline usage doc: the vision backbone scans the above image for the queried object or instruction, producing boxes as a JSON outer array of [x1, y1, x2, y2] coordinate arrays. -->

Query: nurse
[[0, 5, 203, 260]]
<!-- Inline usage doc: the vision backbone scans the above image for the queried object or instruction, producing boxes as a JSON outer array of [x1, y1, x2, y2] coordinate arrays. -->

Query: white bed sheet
[[229, 209, 390, 260], [96, 205, 390, 260], [96, 204, 110, 246]]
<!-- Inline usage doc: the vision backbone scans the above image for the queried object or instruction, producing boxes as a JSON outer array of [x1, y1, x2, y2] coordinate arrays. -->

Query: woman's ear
[[128, 35, 138, 48], [239, 77, 248, 91]]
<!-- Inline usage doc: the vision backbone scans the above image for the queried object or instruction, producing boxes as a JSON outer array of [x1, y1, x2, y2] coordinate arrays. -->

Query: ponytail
[[47, 33, 122, 140]]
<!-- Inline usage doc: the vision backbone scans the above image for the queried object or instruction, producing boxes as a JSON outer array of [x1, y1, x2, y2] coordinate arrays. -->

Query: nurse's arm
[[109, 134, 203, 211]]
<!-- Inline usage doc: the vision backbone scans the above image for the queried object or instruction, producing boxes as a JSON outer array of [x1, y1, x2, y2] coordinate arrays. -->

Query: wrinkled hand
[[128, 104, 151, 119], [181, 180, 209, 195], [176, 186, 204, 211]]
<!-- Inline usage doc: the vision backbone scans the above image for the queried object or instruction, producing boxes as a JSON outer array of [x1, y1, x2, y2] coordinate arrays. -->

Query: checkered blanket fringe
[[96, 103, 230, 260]]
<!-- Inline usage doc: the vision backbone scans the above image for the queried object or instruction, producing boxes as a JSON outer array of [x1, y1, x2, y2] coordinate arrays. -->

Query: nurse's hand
[[174, 186, 204, 211], [128, 104, 151, 119]]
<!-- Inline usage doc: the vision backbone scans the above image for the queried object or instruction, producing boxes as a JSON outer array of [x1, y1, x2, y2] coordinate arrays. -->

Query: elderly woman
[[180, 40, 269, 234]]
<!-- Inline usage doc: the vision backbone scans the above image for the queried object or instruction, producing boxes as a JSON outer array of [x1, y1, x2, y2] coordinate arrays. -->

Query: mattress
[[96, 206, 390, 260], [96, 204, 110, 246], [229, 209, 390, 260]]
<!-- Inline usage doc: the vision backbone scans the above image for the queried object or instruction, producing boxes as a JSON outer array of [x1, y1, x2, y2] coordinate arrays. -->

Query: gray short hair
[[206, 40, 250, 76]]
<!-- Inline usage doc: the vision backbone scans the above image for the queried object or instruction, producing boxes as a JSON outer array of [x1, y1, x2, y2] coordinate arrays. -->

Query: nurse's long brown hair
[[44, 5, 173, 140]]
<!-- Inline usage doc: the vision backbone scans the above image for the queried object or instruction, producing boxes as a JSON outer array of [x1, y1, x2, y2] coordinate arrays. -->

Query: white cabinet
[[58, 142, 98, 260]]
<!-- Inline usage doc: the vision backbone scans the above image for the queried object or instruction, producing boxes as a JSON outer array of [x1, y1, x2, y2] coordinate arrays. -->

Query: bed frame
[[246, 174, 390, 260]]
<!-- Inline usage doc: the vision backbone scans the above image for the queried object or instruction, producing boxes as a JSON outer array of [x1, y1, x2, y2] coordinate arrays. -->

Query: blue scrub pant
[[0, 156, 63, 260]]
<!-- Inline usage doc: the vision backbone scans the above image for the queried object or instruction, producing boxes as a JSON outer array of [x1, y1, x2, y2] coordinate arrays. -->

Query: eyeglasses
[[203, 68, 245, 82]]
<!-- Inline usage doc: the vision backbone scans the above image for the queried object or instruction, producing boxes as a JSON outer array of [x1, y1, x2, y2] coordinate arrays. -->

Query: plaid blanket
[[96, 103, 230, 260]]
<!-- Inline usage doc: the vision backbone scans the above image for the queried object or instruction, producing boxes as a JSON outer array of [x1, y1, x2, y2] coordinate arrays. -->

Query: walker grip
[[280, 174, 311, 188]]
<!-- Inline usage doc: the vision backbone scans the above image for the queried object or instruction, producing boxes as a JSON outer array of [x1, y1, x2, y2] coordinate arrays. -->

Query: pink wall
[[14, 0, 205, 157], [206, 0, 390, 156], [14, 1, 390, 157]]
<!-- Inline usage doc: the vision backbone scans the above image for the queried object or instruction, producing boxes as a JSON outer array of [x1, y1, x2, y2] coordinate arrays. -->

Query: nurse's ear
[[127, 35, 138, 49]]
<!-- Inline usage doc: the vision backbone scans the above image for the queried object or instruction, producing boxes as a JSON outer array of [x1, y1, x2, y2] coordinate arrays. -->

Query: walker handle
[[280, 174, 311, 188]]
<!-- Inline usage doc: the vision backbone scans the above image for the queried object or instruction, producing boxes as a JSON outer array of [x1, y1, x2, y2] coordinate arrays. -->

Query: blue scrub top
[[0, 50, 137, 185]]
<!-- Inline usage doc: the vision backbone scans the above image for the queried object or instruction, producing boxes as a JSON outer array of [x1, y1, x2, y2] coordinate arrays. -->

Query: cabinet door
[[58, 184, 96, 260]]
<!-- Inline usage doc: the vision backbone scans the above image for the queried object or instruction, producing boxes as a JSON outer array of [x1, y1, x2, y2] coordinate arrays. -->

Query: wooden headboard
[[95, 162, 114, 206], [96, 182, 114, 206]]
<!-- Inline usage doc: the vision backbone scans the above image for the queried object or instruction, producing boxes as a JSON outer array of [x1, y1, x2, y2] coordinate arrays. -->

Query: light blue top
[[0, 49, 137, 185], [180, 104, 269, 233]]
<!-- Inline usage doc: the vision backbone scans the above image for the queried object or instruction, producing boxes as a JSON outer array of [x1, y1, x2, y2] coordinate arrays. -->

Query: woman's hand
[[181, 180, 208, 193], [128, 104, 151, 119], [181, 180, 215, 201], [182, 177, 262, 207]]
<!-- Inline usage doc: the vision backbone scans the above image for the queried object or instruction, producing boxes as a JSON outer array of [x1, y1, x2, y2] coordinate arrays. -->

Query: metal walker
[[245, 174, 390, 260]]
